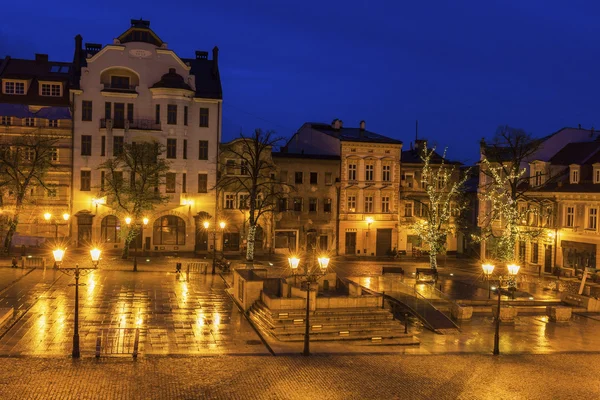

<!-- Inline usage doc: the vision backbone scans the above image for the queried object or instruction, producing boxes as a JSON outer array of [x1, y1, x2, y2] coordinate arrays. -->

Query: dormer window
[[40, 82, 62, 97], [594, 163, 600, 184], [534, 171, 542, 186], [3, 80, 26, 95], [570, 165, 580, 184]]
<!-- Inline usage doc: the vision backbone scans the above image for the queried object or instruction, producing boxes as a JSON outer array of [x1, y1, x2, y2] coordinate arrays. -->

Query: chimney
[[359, 120, 366, 130], [195, 51, 208, 59], [579, 124, 582, 129], [74, 35, 82, 73], [35, 54, 48, 63], [212, 46, 219, 76], [332, 119, 341, 130]]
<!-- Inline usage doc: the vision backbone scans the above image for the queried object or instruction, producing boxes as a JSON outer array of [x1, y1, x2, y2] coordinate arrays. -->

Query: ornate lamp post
[[125, 217, 148, 272], [482, 263, 495, 299], [492, 263, 520, 355], [204, 220, 227, 275], [288, 253, 330, 356], [44, 212, 70, 239], [53, 247, 101, 358]]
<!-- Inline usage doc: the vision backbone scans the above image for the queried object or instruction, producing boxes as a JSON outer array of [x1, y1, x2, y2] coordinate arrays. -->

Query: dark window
[[293, 197, 302, 212], [223, 232, 239, 251], [198, 174, 207, 193], [166, 172, 176, 193], [113, 171, 123, 188], [153, 216, 186, 245], [81, 135, 92, 156], [310, 172, 318, 185], [198, 140, 208, 160], [113, 136, 124, 156], [531, 243, 539, 264], [130, 171, 136, 189], [182, 173, 187, 193], [167, 104, 177, 125], [199, 108, 209, 127], [155, 104, 160, 124], [100, 171, 105, 191], [184, 106, 188, 126], [278, 198, 288, 212], [183, 139, 187, 159], [324, 198, 332, 213], [105, 102, 111, 119], [80, 170, 91, 191], [240, 160, 249, 175], [127, 103, 134, 122], [82, 101, 92, 121], [309, 198, 317, 212], [101, 216, 121, 243], [295, 172, 303, 184], [101, 136, 106, 156], [167, 139, 177, 159], [113, 103, 125, 128], [110, 76, 130, 89], [226, 160, 235, 174]]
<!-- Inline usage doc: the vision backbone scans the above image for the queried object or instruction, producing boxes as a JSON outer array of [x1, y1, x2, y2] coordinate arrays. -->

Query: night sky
[[1, 0, 598, 164]]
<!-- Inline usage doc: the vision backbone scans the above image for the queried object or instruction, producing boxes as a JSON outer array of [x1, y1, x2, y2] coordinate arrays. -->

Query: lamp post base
[[72, 333, 80, 358]]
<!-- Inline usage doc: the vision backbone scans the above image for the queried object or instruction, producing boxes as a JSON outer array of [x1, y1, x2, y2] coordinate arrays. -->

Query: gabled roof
[[307, 122, 402, 145], [0, 55, 71, 107], [549, 141, 600, 165], [272, 151, 340, 161], [117, 19, 163, 47]]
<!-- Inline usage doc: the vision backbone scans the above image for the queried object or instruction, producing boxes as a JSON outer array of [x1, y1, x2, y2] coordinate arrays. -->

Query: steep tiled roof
[[308, 123, 402, 145], [181, 56, 222, 100], [549, 141, 600, 165], [272, 151, 340, 160]]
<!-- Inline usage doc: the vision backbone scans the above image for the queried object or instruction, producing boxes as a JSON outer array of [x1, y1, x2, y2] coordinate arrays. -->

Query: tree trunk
[[246, 224, 256, 262], [3, 216, 18, 256], [429, 251, 438, 270]]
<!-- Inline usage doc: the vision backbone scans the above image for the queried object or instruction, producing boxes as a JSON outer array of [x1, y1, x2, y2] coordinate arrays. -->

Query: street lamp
[[52, 247, 102, 358], [205, 220, 227, 275], [125, 217, 147, 272], [493, 263, 520, 356], [288, 253, 330, 356], [44, 212, 70, 241], [482, 263, 495, 299]]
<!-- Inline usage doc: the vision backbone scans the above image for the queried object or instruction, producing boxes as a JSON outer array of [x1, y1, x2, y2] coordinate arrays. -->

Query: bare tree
[[216, 129, 289, 262], [97, 142, 170, 258], [476, 125, 547, 262], [406, 144, 469, 269], [0, 131, 58, 254]]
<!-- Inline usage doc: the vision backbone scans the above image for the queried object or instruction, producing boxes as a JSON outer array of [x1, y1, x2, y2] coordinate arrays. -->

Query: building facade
[[70, 20, 222, 252], [286, 119, 402, 256], [271, 152, 340, 255], [0, 53, 73, 246]]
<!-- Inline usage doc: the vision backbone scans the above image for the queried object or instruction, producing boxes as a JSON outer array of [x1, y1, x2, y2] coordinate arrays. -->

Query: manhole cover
[[245, 340, 262, 346]]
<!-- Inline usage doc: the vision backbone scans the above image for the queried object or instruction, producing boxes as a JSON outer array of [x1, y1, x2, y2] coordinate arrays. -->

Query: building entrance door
[[345, 232, 356, 255], [376, 229, 392, 256], [544, 244, 553, 273]]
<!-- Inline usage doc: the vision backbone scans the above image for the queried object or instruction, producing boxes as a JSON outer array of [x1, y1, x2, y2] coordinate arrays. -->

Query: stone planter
[[491, 306, 517, 322], [451, 304, 473, 321], [546, 306, 572, 322]]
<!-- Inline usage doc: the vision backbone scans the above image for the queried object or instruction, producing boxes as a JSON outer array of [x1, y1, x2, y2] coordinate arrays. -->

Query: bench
[[415, 268, 438, 283], [382, 266, 405, 276]]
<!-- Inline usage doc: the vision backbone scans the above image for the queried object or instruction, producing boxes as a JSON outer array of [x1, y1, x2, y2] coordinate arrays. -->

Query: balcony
[[100, 118, 161, 131], [101, 83, 137, 93]]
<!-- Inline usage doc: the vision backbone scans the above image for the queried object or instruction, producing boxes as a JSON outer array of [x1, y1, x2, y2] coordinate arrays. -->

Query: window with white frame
[[40, 83, 61, 97], [364, 195, 373, 213], [25, 118, 35, 127], [381, 196, 390, 213], [382, 164, 391, 182], [238, 193, 249, 209], [225, 194, 235, 209], [404, 202, 413, 217], [0, 116, 12, 125], [544, 206, 552, 227], [588, 207, 597, 230], [534, 171, 542, 186], [566, 206, 574, 227], [365, 162, 374, 181], [48, 120, 59, 128], [3, 80, 25, 95], [348, 162, 357, 181], [571, 166, 580, 184], [25, 147, 35, 161], [347, 195, 356, 212], [595, 168, 600, 184]]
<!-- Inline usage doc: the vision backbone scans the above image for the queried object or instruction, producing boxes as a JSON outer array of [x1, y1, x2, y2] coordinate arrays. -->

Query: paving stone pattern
[[0, 354, 597, 399]]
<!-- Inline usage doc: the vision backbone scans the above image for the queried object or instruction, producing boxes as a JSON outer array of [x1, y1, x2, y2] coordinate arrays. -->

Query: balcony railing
[[100, 119, 161, 131], [102, 83, 137, 92]]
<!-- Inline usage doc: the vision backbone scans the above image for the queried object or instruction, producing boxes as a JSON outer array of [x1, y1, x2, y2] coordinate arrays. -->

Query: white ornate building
[[70, 20, 222, 253]]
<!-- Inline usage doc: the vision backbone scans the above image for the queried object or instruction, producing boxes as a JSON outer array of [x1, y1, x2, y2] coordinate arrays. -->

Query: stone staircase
[[248, 301, 417, 345]]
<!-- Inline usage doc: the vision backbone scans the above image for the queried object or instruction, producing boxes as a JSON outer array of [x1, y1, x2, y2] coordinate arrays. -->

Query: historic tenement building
[[0, 53, 73, 246], [70, 20, 222, 252], [285, 119, 402, 256], [271, 152, 340, 255]]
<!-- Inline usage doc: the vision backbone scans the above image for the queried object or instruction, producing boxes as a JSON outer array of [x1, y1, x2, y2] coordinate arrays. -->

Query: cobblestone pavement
[[0, 268, 267, 356], [0, 353, 597, 399]]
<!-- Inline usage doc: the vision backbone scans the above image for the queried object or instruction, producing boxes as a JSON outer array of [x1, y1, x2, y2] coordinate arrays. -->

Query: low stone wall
[[561, 293, 600, 312], [261, 292, 305, 310], [546, 306, 572, 322], [491, 306, 517, 322], [451, 304, 473, 320], [315, 295, 382, 309]]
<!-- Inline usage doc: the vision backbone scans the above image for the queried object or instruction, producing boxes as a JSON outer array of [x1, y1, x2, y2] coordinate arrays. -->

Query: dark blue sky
[[1, 0, 598, 164]]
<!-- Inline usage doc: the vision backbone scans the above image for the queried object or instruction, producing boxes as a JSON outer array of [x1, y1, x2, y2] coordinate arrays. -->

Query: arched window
[[101, 216, 121, 243], [153, 216, 186, 245]]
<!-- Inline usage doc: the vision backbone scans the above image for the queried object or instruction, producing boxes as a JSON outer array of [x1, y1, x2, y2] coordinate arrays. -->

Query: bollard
[[95, 336, 102, 358], [176, 262, 182, 273], [404, 313, 409, 334], [382, 291, 385, 309]]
